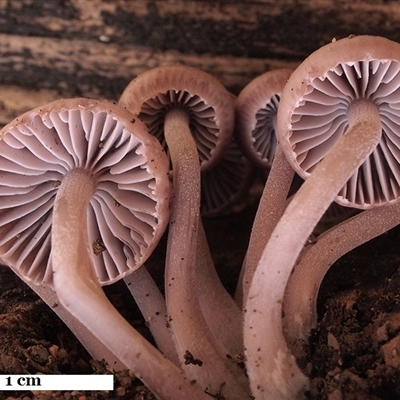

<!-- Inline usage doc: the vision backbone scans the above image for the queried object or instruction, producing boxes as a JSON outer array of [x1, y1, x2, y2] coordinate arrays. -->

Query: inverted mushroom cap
[[277, 35, 400, 208], [200, 136, 254, 217], [235, 69, 292, 168], [119, 64, 235, 172], [0, 98, 170, 285]]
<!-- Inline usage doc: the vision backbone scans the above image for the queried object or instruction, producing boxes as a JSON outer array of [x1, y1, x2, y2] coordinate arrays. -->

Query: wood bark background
[[0, 0, 400, 126]]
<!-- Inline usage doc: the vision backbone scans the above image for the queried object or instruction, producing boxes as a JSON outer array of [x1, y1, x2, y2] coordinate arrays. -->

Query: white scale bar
[[0, 375, 114, 391]]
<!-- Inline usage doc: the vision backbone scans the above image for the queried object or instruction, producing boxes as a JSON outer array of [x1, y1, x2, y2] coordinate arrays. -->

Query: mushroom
[[196, 136, 253, 363], [234, 69, 294, 305], [244, 35, 400, 399], [200, 135, 254, 217], [283, 199, 400, 346], [234, 67, 354, 310], [235, 69, 293, 169], [123, 264, 180, 364], [119, 65, 249, 398], [0, 98, 210, 400]]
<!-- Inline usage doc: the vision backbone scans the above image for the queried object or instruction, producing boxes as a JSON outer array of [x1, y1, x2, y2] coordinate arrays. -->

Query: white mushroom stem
[[283, 199, 400, 345], [124, 266, 180, 365], [235, 146, 295, 306], [52, 168, 210, 400], [163, 108, 250, 398], [244, 100, 382, 399]]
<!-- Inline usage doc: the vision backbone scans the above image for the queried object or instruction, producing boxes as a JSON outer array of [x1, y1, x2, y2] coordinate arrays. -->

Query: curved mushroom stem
[[52, 168, 210, 400], [235, 146, 295, 306], [233, 68, 293, 307], [124, 266, 180, 365], [244, 100, 382, 399], [8, 271, 127, 371], [283, 199, 400, 346], [163, 108, 250, 398]]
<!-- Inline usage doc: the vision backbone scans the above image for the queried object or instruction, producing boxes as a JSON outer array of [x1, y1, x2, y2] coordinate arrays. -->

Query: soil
[[305, 224, 400, 400], [1, 194, 400, 400]]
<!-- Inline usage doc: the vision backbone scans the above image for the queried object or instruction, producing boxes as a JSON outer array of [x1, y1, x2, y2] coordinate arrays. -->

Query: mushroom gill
[[289, 59, 400, 207], [0, 98, 170, 285]]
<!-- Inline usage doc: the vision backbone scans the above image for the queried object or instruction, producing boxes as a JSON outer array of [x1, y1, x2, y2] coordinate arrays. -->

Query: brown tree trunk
[[0, 0, 399, 123]]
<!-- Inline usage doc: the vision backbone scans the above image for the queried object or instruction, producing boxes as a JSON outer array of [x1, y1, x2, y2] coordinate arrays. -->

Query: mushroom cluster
[[245, 35, 400, 399], [2, 35, 400, 400]]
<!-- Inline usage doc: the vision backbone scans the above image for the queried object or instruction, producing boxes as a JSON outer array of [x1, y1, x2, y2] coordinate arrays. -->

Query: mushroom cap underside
[[119, 64, 235, 172], [0, 98, 170, 286], [235, 69, 293, 168], [201, 136, 254, 217], [277, 35, 400, 208]]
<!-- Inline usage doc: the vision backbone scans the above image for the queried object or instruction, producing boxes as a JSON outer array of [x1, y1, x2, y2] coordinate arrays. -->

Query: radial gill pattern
[[0, 101, 168, 285], [251, 94, 280, 165], [138, 90, 219, 166], [200, 137, 253, 217], [289, 59, 400, 208]]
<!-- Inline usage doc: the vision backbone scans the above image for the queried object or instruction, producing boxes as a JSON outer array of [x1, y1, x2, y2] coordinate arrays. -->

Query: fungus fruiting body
[[234, 69, 294, 305], [0, 98, 210, 400], [283, 199, 400, 346], [200, 135, 254, 218], [119, 65, 249, 398], [235, 68, 293, 169], [4, 34, 400, 399], [244, 35, 400, 399], [0, 98, 171, 285]]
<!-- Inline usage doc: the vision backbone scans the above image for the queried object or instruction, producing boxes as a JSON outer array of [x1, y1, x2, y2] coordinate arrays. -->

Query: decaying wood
[[0, 0, 400, 124]]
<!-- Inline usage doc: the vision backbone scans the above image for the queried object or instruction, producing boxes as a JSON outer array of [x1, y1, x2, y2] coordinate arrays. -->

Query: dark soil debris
[[1, 206, 400, 399]]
